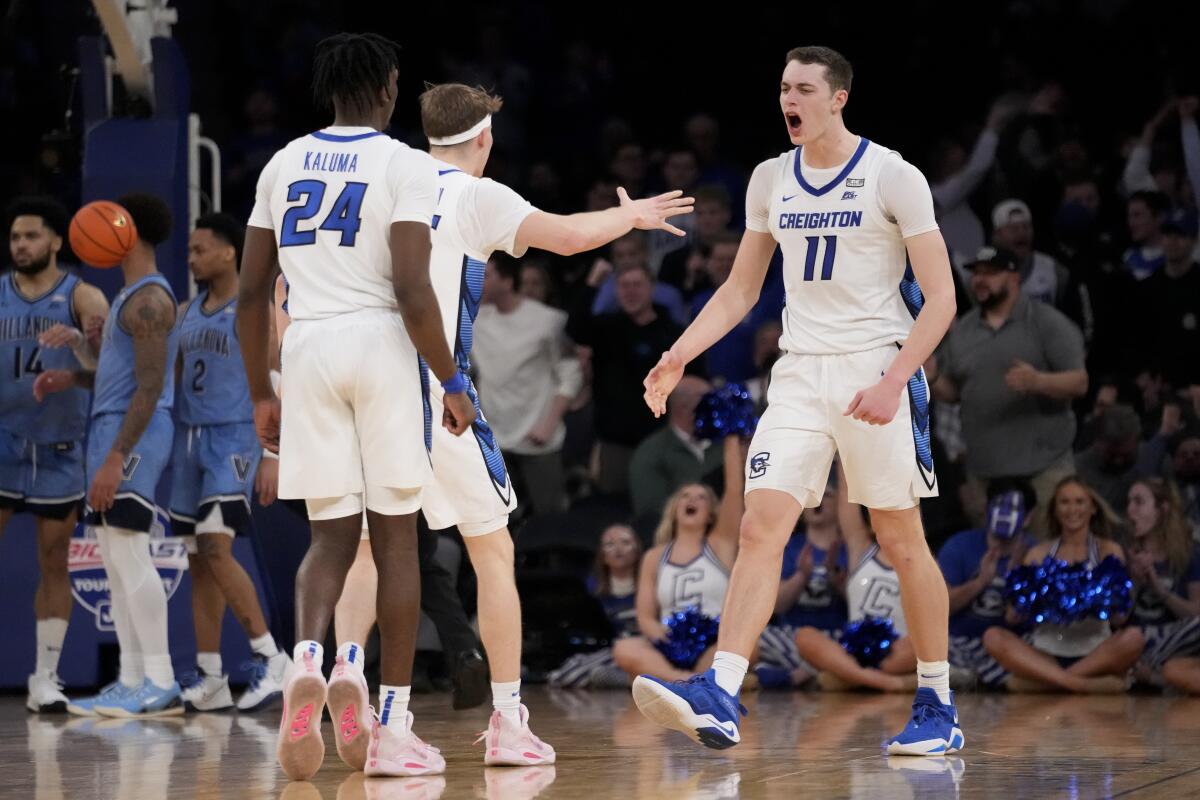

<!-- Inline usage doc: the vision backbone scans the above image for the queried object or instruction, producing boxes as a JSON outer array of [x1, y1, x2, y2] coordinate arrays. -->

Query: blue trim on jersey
[[437, 168, 462, 176], [899, 258, 925, 320], [8, 270, 73, 307], [309, 129, 385, 143], [793, 137, 871, 197], [907, 369, 935, 475], [419, 356, 432, 453]]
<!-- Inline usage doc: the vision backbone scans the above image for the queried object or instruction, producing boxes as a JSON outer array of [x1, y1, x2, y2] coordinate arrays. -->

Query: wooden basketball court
[[9, 689, 1200, 798]]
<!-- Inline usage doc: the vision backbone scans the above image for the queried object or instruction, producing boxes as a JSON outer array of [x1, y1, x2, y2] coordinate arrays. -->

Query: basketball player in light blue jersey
[[1, 197, 109, 712], [170, 213, 290, 713], [637, 46, 962, 757], [39, 194, 185, 717]]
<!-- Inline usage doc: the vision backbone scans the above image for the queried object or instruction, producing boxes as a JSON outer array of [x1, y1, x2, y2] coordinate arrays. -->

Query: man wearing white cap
[[990, 198, 1070, 308], [414, 81, 693, 767]]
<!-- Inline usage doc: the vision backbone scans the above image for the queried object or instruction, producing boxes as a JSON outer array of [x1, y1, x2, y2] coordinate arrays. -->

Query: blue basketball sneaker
[[886, 688, 964, 756], [94, 678, 184, 718], [67, 681, 133, 717], [631, 669, 747, 750]]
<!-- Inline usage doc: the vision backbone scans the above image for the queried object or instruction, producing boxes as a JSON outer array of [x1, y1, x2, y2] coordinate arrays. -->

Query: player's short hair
[[5, 195, 69, 238], [694, 184, 731, 211], [312, 33, 402, 117], [195, 212, 245, 265], [419, 83, 504, 142], [785, 46, 853, 93], [117, 192, 173, 246]]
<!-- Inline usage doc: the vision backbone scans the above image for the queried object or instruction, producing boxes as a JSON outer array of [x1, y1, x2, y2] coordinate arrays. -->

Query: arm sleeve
[[247, 152, 282, 229], [463, 179, 538, 257], [878, 156, 940, 238], [387, 149, 437, 225], [744, 157, 780, 233], [1038, 306, 1086, 372], [1182, 118, 1200, 210], [932, 129, 999, 212], [1121, 142, 1157, 195]]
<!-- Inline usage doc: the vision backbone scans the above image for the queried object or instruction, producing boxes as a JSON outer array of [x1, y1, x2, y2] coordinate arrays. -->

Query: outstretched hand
[[619, 187, 694, 237], [643, 351, 684, 417]]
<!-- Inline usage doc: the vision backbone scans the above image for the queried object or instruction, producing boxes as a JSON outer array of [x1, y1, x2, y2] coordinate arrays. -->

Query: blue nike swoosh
[[782, 194, 798, 202]]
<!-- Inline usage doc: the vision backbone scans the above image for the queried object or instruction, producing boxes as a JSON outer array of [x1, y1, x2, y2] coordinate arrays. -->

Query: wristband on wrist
[[441, 370, 467, 394]]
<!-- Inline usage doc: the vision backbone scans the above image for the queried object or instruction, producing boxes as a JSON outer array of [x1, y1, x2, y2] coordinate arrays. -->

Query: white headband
[[428, 115, 492, 146]]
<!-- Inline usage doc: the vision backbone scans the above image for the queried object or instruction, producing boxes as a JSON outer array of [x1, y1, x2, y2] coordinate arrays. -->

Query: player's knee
[[197, 533, 232, 562], [793, 626, 823, 652], [38, 537, 70, 574], [737, 512, 788, 556]]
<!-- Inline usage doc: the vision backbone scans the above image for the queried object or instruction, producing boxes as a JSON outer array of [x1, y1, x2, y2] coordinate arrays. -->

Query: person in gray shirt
[[931, 246, 1089, 532]]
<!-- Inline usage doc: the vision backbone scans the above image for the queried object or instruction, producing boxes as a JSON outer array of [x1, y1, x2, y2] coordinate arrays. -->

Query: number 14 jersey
[[745, 138, 940, 355]]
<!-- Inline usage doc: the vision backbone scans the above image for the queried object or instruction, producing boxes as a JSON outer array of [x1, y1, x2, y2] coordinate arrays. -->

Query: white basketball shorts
[[421, 376, 517, 537], [278, 309, 430, 500], [745, 345, 937, 510]]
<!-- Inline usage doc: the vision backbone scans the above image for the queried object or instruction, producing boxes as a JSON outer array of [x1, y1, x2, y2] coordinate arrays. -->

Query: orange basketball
[[69, 200, 138, 268]]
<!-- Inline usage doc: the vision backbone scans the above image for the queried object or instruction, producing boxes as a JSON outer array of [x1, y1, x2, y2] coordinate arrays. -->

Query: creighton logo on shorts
[[67, 519, 189, 631], [749, 452, 771, 479]]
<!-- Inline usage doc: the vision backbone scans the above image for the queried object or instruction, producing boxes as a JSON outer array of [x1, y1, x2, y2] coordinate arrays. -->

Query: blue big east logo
[[68, 514, 189, 631]]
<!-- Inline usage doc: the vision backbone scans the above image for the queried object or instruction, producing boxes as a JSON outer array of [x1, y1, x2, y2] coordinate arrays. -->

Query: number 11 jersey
[[745, 138, 939, 355], [248, 126, 438, 321]]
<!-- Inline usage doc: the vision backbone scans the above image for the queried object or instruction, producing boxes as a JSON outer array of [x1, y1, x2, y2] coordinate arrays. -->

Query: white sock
[[119, 652, 144, 689], [197, 652, 222, 677], [710, 651, 749, 696], [249, 633, 279, 659], [378, 684, 411, 732], [293, 640, 323, 667], [144, 654, 175, 689], [336, 641, 366, 671], [917, 660, 952, 705], [492, 680, 522, 725], [35, 618, 69, 675]]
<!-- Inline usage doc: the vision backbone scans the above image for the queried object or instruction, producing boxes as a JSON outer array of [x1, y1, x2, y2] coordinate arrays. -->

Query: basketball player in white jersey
[[634, 46, 962, 756], [412, 82, 693, 765], [236, 33, 475, 781]]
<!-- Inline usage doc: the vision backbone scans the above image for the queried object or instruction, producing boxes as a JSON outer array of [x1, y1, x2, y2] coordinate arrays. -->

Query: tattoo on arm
[[111, 287, 174, 457]]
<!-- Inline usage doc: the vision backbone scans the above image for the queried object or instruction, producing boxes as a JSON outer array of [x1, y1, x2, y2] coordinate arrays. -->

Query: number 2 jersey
[[0, 271, 89, 443], [745, 138, 940, 355], [175, 293, 252, 426], [248, 126, 438, 321]]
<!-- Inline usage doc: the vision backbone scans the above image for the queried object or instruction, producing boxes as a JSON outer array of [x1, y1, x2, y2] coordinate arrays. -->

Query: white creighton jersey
[[656, 541, 730, 617], [846, 544, 907, 635], [746, 138, 940, 355], [248, 127, 438, 320], [427, 160, 536, 365]]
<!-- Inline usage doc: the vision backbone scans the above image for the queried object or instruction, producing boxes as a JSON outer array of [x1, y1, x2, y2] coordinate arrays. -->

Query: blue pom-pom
[[1004, 554, 1133, 625], [654, 607, 720, 669], [693, 383, 758, 441], [840, 616, 898, 668]]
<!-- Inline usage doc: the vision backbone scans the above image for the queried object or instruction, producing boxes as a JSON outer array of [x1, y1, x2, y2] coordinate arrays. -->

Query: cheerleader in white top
[[983, 477, 1144, 693], [614, 436, 748, 681], [793, 461, 917, 691]]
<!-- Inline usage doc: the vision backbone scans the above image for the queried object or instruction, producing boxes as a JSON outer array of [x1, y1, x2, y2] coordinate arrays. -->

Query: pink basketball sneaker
[[326, 656, 370, 771], [363, 710, 446, 777], [277, 652, 327, 781], [476, 705, 556, 766]]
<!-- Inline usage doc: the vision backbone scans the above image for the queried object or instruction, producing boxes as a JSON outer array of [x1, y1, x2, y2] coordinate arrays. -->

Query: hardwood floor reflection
[[9, 689, 1200, 798]]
